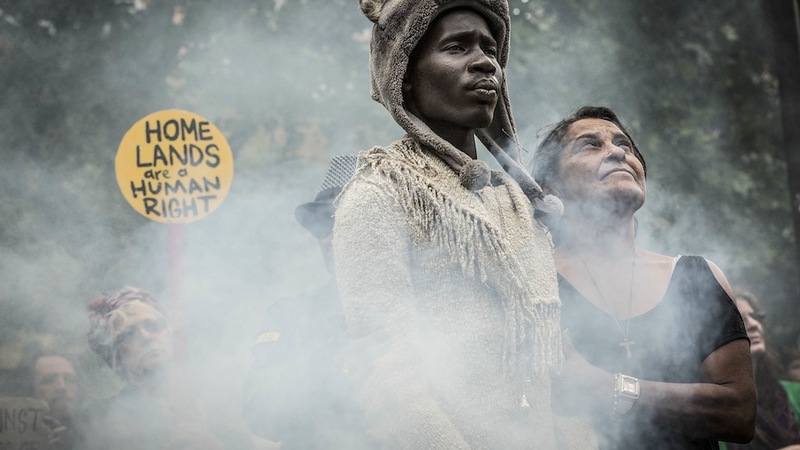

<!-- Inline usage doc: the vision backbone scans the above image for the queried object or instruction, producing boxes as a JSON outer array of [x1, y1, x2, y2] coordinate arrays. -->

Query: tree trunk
[[766, 0, 800, 294]]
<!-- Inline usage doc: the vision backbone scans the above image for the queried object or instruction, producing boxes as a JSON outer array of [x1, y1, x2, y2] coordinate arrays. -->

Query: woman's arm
[[555, 256, 757, 442], [557, 334, 755, 442], [636, 338, 756, 442]]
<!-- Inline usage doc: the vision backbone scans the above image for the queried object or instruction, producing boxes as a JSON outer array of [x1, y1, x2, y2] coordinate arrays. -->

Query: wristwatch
[[611, 373, 640, 420]]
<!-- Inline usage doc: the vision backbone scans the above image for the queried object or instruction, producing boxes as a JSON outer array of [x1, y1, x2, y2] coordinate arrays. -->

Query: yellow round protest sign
[[116, 110, 234, 224]]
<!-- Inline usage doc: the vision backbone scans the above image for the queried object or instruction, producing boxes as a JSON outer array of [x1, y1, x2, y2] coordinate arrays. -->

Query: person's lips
[[602, 168, 634, 179], [471, 79, 498, 100]]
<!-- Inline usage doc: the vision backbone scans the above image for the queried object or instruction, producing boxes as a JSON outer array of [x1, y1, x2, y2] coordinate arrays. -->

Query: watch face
[[620, 376, 640, 397]]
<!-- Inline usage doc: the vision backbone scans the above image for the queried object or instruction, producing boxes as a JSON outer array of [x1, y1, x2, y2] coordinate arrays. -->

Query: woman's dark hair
[[734, 291, 799, 448], [779, 339, 800, 379], [531, 106, 647, 192]]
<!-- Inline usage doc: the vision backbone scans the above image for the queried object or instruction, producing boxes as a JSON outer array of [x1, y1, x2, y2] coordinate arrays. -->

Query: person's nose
[[605, 142, 627, 161], [743, 314, 759, 331], [470, 51, 497, 75], [54, 375, 67, 390], [127, 324, 155, 343], [138, 326, 156, 340]]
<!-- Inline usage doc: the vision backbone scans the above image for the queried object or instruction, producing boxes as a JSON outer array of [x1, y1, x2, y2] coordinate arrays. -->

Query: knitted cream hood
[[359, 0, 562, 218]]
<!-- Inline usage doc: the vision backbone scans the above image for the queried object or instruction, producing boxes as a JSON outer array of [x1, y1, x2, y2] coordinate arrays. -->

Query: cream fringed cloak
[[334, 137, 596, 449]]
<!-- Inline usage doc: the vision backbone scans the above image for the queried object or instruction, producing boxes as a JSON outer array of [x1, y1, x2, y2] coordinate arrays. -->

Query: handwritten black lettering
[[162, 119, 180, 141], [129, 180, 147, 199], [203, 176, 220, 192], [198, 121, 212, 140], [140, 197, 218, 219], [143, 169, 170, 181], [204, 144, 220, 168], [144, 120, 162, 144], [0, 407, 42, 434], [135, 145, 152, 168]]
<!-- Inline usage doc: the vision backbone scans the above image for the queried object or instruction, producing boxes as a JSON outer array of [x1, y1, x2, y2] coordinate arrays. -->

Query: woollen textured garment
[[334, 137, 595, 449]]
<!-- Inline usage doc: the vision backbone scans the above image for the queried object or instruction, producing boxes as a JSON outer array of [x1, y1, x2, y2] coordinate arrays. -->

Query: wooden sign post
[[115, 109, 234, 412]]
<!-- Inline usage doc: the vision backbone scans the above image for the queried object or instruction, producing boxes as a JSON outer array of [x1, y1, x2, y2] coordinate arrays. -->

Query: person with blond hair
[[77, 287, 225, 450]]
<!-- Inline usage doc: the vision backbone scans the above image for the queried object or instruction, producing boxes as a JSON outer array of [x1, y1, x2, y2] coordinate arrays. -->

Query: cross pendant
[[620, 339, 635, 360]]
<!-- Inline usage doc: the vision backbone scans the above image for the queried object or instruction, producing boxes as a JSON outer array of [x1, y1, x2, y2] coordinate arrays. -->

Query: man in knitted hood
[[334, 0, 593, 448], [359, 0, 561, 215]]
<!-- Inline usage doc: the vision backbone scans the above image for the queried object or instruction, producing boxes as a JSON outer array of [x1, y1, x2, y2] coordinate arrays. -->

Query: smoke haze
[[0, 0, 795, 446]]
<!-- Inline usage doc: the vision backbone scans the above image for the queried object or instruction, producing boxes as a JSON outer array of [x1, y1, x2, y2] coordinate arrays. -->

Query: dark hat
[[295, 155, 359, 239]]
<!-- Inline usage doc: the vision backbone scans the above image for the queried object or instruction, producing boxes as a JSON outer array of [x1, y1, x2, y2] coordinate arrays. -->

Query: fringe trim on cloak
[[349, 138, 562, 378]]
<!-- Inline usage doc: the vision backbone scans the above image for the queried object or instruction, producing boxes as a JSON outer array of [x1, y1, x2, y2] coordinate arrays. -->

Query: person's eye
[[483, 46, 498, 57], [616, 141, 632, 151], [583, 141, 601, 151], [444, 43, 465, 52], [144, 319, 165, 333], [117, 327, 136, 344]]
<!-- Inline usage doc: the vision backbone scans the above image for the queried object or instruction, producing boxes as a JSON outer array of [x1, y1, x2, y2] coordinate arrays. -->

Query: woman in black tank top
[[531, 106, 756, 450]]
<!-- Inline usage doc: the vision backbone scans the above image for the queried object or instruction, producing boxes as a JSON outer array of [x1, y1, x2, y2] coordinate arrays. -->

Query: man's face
[[113, 300, 172, 383], [405, 9, 502, 137], [33, 356, 78, 423], [552, 118, 646, 210]]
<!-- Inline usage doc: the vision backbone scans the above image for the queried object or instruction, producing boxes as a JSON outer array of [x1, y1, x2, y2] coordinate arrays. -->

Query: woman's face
[[551, 118, 646, 212], [786, 356, 800, 382], [405, 9, 502, 137], [735, 298, 766, 356], [113, 300, 172, 382]]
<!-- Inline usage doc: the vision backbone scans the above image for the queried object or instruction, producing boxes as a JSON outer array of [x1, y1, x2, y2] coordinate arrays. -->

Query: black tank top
[[559, 255, 748, 450]]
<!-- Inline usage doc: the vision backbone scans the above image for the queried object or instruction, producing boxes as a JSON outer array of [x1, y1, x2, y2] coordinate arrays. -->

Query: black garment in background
[[242, 279, 369, 450], [725, 363, 800, 449]]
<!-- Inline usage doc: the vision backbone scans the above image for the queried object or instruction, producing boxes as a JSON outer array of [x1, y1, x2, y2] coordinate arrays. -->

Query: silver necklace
[[566, 245, 637, 361]]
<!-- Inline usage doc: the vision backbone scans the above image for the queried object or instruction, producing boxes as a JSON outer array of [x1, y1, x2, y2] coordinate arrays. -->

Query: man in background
[[243, 155, 368, 449], [25, 350, 81, 450]]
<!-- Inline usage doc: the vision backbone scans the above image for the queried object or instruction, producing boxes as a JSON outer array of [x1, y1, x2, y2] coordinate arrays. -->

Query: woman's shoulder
[[669, 254, 736, 300], [639, 250, 677, 267]]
